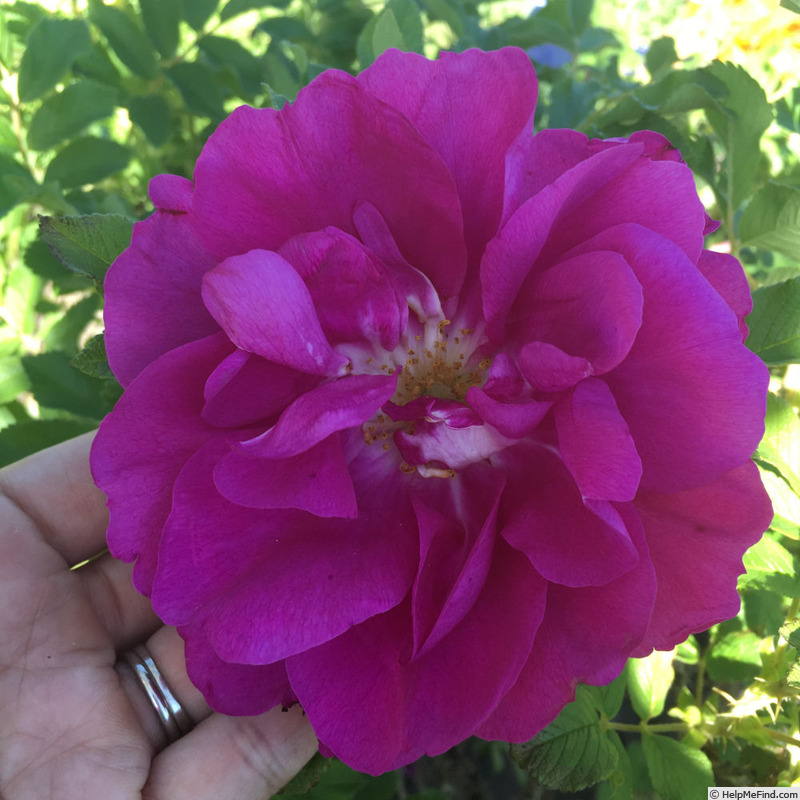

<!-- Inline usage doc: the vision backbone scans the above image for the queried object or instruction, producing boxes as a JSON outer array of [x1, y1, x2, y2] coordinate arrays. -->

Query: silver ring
[[120, 644, 194, 744]]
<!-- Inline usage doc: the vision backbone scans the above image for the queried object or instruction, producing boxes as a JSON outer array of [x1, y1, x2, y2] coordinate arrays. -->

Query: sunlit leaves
[[88, 2, 159, 80], [627, 650, 675, 721], [17, 17, 91, 102], [642, 735, 714, 800], [45, 137, 130, 189], [740, 183, 800, 261], [747, 278, 800, 366]]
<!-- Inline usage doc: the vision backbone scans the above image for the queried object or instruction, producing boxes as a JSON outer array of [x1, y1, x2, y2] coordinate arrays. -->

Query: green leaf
[[139, 0, 181, 59], [71, 333, 115, 381], [781, 0, 800, 12], [21, 351, 109, 419], [591, 667, 628, 719], [127, 94, 171, 146], [0, 351, 29, 405], [0, 153, 36, 218], [199, 36, 266, 97], [44, 294, 101, 353], [706, 630, 763, 682], [27, 79, 118, 151], [183, 0, 219, 30], [18, 17, 92, 102], [642, 735, 714, 799], [38, 213, 133, 288], [221, 0, 292, 18], [167, 61, 226, 118], [89, 2, 159, 80], [739, 182, 800, 260], [779, 616, 800, 649], [705, 61, 773, 209], [45, 136, 130, 189], [675, 636, 699, 665], [741, 533, 796, 587], [634, 68, 728, 115], [0, 419, 96, 468], [743, 589, 785, 636], [627, 649, 675, 720], [596, 731, 634, 800], [419, 0, 465, 36], [72, 41, 124, 89], [24, 237, 89, 292], [747, 276, 800, 366], [257, 16, 314, 42], [372, 9, 405, 57], [511, 690, 619, 792], [645, 36, 678, 77]]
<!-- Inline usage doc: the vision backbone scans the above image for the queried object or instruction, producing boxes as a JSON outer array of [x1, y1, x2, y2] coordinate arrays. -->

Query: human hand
[[0, 432, 317, 800]]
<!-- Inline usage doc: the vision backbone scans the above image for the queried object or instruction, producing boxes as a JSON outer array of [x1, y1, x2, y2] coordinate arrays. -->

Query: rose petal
[[91, 333, 230, 594], [477, 504, 655, 740], [512, 250, 644, 374], [518, 341, 593, 393], [105, 209, 219, 387], [571, 224, 767, 491], [151, 440, 418, 663], [193, 71, 467, 300], [632, 460, 772, 653], [279, 227, 407, 350], [240, 372, 397, 460], [288, 538, 545, 774], [202, 249, 349, 376], [215, 434, 357, 518], [498, 445, 640, 587], [359, 47, 537, 268], [555, 378, 642, 501], [697, 249, 753, 339], [466, 385, 551, 438]]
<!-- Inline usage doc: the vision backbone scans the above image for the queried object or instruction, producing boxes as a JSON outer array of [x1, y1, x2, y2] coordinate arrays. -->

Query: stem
[[608, 721, 689, 734], [695, 655, 707, 706], [775, 596, 800, 663], [764, 728, 800, 749]]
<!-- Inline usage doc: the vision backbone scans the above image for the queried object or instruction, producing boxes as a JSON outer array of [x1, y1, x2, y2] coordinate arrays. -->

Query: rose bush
[[92, 46, 771, 774]]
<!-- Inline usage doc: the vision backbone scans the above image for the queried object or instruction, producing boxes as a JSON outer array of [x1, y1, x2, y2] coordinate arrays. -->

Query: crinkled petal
[[151, 440, 418, 663], [498, 445, 639, 587], [358, 47, 536, 269], [477, 505, 655, 740], [202, 249, 349, 376], [571, 224, 767, 491], [193, 71, 467, 300], [91, 333, 230, 594], [555, 378, 642, 502], [632, 460, 772, 654], [288, 538, 545, 774]]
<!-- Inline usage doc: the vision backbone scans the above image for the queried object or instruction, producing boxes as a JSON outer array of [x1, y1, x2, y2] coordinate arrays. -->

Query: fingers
[[118, 626, 318, 799], [144, 706, 318, 800], [0, 431, 109, 565], [78, 556, 161, 649]]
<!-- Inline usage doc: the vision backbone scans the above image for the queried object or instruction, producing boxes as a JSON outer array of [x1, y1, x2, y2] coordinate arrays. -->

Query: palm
[[0, 434, 316, 800]]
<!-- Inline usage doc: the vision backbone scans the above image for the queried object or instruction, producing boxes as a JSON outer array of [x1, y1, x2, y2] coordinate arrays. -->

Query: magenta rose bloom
[[92, 47, 771, 773]]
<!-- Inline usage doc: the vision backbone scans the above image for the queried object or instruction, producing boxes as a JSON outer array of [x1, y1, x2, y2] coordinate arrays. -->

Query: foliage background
[[2, 0, 800, 796]]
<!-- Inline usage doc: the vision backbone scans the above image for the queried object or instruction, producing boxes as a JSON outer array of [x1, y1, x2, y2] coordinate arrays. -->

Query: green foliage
[[2, 0, 800, 797]]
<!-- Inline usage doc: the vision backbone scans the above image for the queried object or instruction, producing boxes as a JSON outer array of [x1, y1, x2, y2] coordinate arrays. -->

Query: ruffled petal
[[193, 71, 466, 300], [288, 538, 545, 774], [466, 385, 551, 438], [477, 505, 655, 740], [632, 460, 772, 653], [571, 224, 767, 491], [697, 249, 753, 340], [555, 378, 642, 501], [239, 372, 398, 460], [498, 446, 639, 587], [91, 334, 230, 594], [104, 207, 219, 388], [512, 250, 643, 374], [279, 227, 407, 350], [359, 47, 537, 269], [181, 621, 294, 715], [202, 249, 349, 376], [518, 341, 592, 393], [151, 440, 418, 663]]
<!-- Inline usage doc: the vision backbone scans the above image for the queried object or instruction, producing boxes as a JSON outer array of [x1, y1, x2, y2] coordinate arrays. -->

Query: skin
[[0, 432, 318, 800]]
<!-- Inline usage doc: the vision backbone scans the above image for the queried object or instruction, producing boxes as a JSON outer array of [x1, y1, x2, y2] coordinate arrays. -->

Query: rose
[[92, 47, 771, 774]]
